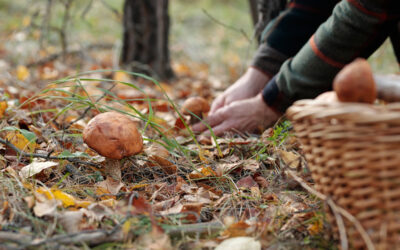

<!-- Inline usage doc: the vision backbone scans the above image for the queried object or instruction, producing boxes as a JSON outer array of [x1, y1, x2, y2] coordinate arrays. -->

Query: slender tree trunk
[[121, 0, 174, 81], [248, 0, 258, 27]]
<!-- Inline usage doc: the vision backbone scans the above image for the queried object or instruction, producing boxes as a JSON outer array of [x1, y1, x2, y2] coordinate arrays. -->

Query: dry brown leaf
[[58, 210, 84, 233], [33, 193, 60, 217], [236, 176, 258, 189], [134, 227, 173, 250], [278, 149, 301, 170], [242, 159, 260, 172], [95, 177, 125, 198], [85, 203, 114, 221], [221, 221, 251, 237], [254, 176, 269, 188], [181, 203, 203, 222], [189, 166, 216, 180], [23, 196, 35, 209]]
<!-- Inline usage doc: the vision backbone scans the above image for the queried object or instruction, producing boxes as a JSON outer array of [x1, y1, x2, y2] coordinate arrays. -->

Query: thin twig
[[64, 83, 116, 130], [80, 0, 94, 19], [286, 170, 375, 250], [100, 0, 121, 19], [327, 198, 348, 250], [27, 43, 114, 67], [0, 138, 97, 167], [202, 9, 251, 42]]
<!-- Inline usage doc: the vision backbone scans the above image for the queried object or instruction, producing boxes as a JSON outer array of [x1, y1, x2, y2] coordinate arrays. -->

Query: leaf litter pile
[[0, 54, 334, 249]]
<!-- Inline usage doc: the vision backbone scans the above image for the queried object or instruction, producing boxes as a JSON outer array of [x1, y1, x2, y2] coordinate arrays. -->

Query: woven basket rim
[[286, 99, 400, 124]]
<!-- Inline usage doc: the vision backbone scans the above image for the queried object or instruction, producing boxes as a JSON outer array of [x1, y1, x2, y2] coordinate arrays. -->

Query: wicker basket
[[286, 100, 400, 249]]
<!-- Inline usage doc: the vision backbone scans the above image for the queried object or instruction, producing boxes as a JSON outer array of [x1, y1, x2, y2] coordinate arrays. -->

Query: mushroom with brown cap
[[333, 58, 377, 104], [181, 97, 210, 124], [83, 111, 143, 180]]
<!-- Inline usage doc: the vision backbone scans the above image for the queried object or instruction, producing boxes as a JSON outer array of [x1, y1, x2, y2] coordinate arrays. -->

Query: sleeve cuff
[[251, 43, 290, 77], [262, 76, 294, 113]]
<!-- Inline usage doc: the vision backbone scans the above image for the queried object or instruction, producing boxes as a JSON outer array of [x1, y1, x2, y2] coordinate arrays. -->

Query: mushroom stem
[[189, 113, 203, 125], [104, 159, 122, 181]]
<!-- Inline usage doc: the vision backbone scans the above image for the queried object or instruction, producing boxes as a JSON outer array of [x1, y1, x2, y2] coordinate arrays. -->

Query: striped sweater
[[252, 0, 400, 113]]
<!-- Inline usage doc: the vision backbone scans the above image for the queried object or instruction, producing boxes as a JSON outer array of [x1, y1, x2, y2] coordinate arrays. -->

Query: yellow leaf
[[131, 183, 149, 190], [75, 200, 91, 208], [52, 190, 76, 208], [0, 101, 7, 118], [22, 16, 31, 27], [122, 218, 131, 235], [36, 187, 77, 208], [189, 166, 216, 180], [173, 63, 192, 76], [113, 71, 130, 82], [16, 65, 30, 81], [307, 215, 323, 235], [5, 131, 37, 153], [199, 149, 211, 164], [36, 187, 53, 200]]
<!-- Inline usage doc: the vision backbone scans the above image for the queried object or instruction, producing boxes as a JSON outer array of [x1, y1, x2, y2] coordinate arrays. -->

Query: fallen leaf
[[145, 144, 176, 174], [307, 214, 323, 235], [33, 190, 60, 217], [0, 101, 7, 118], [113, 71, 130, 82], [243, 159, 260, 172], [254, 176, 269, 188], [129, 194, 152, 216], [52, 189, 76, 208], [236, 176, 258, 189], [135, 226, 173, 250], [58, 210, 84, 233], [221, 221, 250, 237], [278, 149, 301, 170], [85, 203, 114, 221], [19, 160, 58, 178], [23, 196, 35, 209], [16, 65, 30, 81], [6, 131, 37, 153], [189, 166, 216, 180], [95, 177, 125, 198], [215, 237, 261, 250], [180, 203, 202, 223]]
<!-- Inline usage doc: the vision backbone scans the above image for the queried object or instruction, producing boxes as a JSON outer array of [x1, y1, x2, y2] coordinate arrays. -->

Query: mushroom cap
[[333, 58, 377, 103], [83, 112, 143, 159], [181, 97, 210, 116]]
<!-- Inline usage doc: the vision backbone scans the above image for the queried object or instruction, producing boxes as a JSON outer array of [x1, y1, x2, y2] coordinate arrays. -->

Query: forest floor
[[0, 1, 398, 250]]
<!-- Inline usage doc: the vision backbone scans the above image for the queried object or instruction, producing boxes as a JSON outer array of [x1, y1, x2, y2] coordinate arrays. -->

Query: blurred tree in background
[[121, 0, 174, 81]]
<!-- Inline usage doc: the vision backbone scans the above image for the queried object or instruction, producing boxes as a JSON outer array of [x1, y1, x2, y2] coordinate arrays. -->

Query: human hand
[[209, 67, 270, 115], [192, 94, 281, 136]]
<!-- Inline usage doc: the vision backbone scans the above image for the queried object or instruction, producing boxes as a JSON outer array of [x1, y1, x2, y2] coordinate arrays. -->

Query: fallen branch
[[202, 9, 251, 42], [286, 170, 375, 250], [0, 221, 223, 248], [165, 221, 224, 237], [0, 138, 98, 167]]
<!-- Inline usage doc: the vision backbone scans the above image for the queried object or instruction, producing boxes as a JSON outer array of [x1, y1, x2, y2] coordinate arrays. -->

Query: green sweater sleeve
[[262, 0, 400, 113]]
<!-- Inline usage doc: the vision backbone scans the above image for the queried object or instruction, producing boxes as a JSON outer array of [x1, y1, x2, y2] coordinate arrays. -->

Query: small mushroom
[[333, 58, 377, 103], [83, 111, 143, 179], [181, 97, 210, 124]]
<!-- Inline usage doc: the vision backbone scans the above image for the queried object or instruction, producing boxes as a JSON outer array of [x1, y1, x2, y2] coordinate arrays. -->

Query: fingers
[[192, 109, 226, 133], [209, 95, 225, 115]]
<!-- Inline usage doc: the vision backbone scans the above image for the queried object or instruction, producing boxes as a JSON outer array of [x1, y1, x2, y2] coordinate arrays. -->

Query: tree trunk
[[248, 0, 258, 27], [255, 0, 287, 42], [121, 0, 174, 81]]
